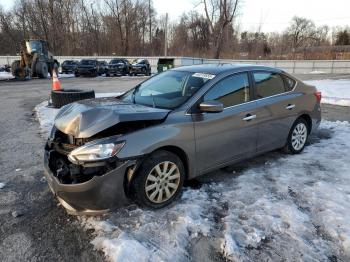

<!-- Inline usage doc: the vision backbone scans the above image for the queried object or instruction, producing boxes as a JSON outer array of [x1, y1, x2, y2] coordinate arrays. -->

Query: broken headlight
[[68, 141, 125, 163]]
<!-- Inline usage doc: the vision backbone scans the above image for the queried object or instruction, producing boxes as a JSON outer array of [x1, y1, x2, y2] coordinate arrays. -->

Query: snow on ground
[[308, 71, 326, 74], [305, 79, 350, 107], [0, 183, 5, 189], [0, 71, 14, 80], [35, 98, 350, 261], [58, 73, 75, 78], [82, 121, 350, 262]]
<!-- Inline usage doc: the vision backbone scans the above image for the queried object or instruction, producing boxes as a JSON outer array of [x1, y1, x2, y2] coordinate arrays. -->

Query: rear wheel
[[284, 118, 309, 154], [130, 150, 185, 209], [37, 62, 48, 79]]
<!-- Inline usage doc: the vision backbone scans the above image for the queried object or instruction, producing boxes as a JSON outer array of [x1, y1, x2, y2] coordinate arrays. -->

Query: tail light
[[314, 91, 322, 102]]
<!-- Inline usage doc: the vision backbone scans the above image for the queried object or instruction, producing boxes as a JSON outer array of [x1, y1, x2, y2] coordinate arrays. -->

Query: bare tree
[[202, 0, 240, 58]]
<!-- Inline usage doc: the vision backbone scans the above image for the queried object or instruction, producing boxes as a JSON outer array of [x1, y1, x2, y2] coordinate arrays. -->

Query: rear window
[[253, 72, 286, 99]]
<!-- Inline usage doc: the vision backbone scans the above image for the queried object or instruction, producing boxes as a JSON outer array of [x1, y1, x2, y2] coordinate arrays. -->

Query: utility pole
[[164, 13, 168, 57]]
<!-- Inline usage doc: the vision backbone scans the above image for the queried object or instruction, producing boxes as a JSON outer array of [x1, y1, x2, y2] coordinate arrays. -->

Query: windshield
[[132, 59, 143, 64], [120, 70, 214, 109], [63, 61, 74, 65], [80, 60, 96, 65], [26, 41, 42, 54], [110, 59, 123, 64]]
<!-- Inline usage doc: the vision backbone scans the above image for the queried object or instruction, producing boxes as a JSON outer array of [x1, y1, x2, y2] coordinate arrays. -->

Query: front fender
[[117, 113, 196, 177]]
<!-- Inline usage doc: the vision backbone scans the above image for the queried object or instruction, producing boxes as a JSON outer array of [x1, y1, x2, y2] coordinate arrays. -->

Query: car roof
[[172, 64, 283, 75]]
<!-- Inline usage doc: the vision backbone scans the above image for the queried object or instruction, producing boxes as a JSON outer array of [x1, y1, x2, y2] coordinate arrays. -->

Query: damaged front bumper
[[44, 149, 135, 215]]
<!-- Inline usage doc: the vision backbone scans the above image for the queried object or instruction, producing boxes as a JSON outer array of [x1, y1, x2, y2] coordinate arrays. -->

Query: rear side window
[[204, 73, 250, 108], [253, 72, 285, 98], [283, 75, 296, 91]]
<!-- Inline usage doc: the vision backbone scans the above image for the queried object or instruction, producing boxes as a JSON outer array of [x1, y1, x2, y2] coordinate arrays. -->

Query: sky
[[1, 0, 350, 32], [153, 0, 350, 32]]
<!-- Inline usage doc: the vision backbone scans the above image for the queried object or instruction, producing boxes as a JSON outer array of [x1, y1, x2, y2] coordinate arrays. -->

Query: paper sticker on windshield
[[192, 73, 215, 80]]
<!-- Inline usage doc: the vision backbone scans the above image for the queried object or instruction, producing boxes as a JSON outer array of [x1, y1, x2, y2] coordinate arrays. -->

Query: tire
[[11, 60, 20, 76], [11, 60, 29, 80], [51, 89, 95, 108], [31, 59, 37, 77], [37, 62, 48, 79], [284, 118, 309, 154], [130, 150, 185, 209]]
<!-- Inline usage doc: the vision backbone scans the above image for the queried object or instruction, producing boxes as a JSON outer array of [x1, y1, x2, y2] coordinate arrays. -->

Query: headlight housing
[[68, 141, 125, 163]]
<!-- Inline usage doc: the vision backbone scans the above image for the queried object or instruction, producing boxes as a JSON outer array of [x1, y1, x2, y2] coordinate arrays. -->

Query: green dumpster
[[157, 58, 174, 73]]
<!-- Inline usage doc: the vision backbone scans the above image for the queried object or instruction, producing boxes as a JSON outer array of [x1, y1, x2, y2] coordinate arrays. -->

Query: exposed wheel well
[[298, 114, 312, 134], [152, 146, 189, 180]]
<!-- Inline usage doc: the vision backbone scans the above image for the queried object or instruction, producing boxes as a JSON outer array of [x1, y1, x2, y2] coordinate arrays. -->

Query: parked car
[[44, 64, 321, 215], [75, 59, 99, 77], [0, 64, 11, 72], [130, 59, 151, 76], [61, 60, 78, 74], [97, 61, 108, 76], [106, 59, 130, 76]]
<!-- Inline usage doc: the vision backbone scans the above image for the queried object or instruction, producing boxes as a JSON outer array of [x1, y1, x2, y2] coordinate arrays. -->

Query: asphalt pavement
[[0, 74, 349, 261]]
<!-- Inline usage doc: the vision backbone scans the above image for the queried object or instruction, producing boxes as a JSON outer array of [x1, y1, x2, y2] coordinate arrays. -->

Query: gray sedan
[[44, 64, 321, 215]]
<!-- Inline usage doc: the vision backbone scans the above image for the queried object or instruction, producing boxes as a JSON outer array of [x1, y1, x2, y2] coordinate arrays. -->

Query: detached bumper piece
[[44, 149, 134, 215]]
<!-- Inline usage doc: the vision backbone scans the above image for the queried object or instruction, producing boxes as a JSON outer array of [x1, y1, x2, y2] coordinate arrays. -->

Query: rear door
[[193, 72, 259, 173], [252, 71, 300, 153]]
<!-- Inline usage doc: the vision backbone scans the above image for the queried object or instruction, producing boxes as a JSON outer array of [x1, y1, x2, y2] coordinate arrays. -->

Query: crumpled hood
[[54, 97, 170, 138]]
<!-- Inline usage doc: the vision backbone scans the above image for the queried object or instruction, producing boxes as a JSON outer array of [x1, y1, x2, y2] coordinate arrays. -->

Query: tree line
[[0, 0, 349, 59]]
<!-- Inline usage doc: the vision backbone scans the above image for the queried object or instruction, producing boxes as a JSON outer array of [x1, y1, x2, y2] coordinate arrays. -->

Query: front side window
[[120, 70, 213, 109], [204, 73, 250, 108], [253, 72, 286, 98]]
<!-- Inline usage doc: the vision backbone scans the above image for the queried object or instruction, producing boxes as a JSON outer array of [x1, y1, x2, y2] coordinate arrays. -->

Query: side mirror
[[199, 101, 224, 113]]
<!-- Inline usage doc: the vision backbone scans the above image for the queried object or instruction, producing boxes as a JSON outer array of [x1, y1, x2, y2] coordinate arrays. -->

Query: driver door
[[192, 73, 259, 174]]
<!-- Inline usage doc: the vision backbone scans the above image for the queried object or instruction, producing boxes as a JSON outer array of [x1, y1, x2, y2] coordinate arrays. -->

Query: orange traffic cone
[[52, 69, 61, 91]]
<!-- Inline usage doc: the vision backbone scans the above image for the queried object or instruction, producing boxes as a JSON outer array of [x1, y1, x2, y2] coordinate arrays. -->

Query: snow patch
[[0, 71, 14, 80], [58, 73, 75, 78], [308, 70, 326, 74], [0, 182, 5, 189], [305, 79, 350, 106]]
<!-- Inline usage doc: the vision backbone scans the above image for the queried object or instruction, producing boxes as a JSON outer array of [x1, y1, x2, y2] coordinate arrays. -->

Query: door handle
[[242, 114, 257, 121], [286, 104, 296, 110]]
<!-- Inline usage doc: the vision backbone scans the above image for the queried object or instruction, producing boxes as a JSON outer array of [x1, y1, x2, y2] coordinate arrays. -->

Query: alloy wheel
[[291, 123, 307, 151], [145, 161, 181, 204]]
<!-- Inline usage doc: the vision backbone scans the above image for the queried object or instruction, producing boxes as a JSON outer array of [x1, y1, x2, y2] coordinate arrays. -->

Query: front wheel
[[130, 150, 185, 209], [284, 118, 309, 154]]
